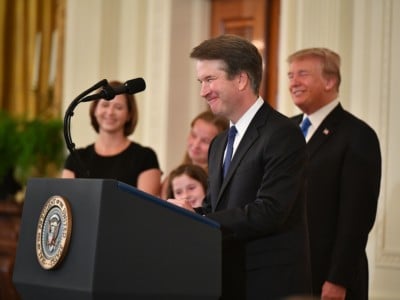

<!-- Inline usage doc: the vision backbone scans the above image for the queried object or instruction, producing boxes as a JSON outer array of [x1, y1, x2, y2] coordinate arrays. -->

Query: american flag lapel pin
[[323, 128, 330, 135]]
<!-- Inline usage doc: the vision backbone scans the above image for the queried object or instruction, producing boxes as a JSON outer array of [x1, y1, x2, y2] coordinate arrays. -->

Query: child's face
[[187, 118, 219, 166], [171, 174, 205, 208]]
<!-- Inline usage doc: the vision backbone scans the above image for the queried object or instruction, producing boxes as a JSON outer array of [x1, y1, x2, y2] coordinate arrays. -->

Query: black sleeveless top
[[64, 142, 160, 187]]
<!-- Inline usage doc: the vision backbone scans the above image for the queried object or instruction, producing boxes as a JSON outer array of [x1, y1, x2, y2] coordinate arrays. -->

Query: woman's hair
[[182, 110, 229, 166], [166, 164, 208, 199], [89, 80, 138, 136]]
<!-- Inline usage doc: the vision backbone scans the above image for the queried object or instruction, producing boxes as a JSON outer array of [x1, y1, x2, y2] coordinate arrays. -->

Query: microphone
[[113, 78, 146, 95], [81, 78, 146, 102]]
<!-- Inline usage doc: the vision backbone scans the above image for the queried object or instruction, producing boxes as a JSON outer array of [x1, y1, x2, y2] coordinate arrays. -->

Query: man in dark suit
[[287, 48, 382, 299], [168, 34, 312, 299]]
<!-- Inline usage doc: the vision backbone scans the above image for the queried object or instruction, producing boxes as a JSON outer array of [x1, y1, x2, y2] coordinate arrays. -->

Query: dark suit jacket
[[203, 103, 312, 300], [292, 104, 381, 299]]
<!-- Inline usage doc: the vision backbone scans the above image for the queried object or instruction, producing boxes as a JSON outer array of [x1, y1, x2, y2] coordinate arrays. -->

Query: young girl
[[160, 110, 228, 198], [166, 164, 208, 208]]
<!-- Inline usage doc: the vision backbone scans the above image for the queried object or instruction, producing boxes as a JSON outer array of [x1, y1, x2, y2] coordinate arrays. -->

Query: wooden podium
[[13, 178, 221, 299]]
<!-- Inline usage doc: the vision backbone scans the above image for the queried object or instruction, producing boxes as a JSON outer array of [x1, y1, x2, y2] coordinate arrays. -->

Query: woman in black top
[[62, 80, 161, 197]]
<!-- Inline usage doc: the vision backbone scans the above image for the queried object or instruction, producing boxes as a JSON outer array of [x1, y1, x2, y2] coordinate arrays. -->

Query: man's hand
[[321, 281, 346, 300]]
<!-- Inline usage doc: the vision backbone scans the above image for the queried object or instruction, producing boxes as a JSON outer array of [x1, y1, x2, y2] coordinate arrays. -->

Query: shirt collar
[[226, 97, 263, 156], [231, 97, 264, 138], [305, 99, 339, 130]]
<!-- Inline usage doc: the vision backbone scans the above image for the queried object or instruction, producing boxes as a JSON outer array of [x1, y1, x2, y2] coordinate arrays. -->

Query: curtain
[[0, 0, 65, 119]]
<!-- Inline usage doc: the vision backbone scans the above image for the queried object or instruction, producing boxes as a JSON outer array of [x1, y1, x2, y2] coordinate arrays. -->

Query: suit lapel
[[207, 128, 227, 211], [306, 104, 344, 156], [216, 104, 270, 207]]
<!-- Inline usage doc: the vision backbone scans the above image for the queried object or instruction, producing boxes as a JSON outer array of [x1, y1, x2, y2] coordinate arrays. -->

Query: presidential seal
[[36, 195, 72, 270]]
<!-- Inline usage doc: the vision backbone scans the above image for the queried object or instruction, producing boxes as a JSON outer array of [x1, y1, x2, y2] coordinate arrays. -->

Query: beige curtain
[[0, 0, 65, 119]]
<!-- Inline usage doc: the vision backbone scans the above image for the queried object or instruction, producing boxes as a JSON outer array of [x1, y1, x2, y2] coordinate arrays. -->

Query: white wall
[[278, 0, 400, 298], [63, 0, 400, 298], [63, 0, 209, 177]]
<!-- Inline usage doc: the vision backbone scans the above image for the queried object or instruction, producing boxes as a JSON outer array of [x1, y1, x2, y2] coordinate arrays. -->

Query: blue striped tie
[[223, 126, 237, 177]]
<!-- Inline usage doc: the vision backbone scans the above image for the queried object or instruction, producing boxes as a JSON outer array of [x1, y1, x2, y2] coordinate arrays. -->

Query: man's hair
[[89, 80, 138, 136], [287, 47, 341, 92], [190, 34, 263, 94]]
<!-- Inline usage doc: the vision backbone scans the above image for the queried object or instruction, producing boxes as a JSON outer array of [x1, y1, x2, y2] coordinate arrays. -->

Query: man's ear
[[324, 76, 337, 91], [238, 71, 249, 90]]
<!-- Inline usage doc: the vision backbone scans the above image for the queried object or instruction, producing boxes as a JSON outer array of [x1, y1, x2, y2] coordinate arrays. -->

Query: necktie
[[300, 117, 311, 138], [223, 126, 237, 177]]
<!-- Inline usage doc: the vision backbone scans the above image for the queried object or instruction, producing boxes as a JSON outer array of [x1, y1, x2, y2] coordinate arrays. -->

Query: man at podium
[[168, 34, 312, 300]]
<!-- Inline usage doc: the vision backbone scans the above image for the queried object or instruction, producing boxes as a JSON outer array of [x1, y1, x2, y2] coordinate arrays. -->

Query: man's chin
[[208, 104, 223, 116]]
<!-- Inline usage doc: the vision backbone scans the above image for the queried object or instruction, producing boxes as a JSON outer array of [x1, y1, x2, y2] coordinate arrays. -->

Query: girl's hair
[[166, 164, 208, 199], [182, 110, 229, 166]]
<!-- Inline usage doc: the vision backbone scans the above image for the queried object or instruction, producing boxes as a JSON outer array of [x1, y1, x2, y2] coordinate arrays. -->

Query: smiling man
[[288, 48, 382, 300], [168, 34, 312, 300]]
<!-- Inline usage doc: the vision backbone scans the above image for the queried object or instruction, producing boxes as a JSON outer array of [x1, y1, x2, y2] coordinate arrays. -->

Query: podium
[[12, 178, 221, 300]]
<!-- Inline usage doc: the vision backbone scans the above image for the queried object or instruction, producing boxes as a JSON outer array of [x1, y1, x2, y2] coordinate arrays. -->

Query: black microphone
[[113, 78, 146, 95], [81, 78, 146, 102]]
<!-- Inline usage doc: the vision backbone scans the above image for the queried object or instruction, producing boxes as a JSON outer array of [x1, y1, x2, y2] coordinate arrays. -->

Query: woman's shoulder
[[127, 141, 157, 155], [67, 144, 95, 157], [70, 144, 94, 155], [122, 141, 160, 169]]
